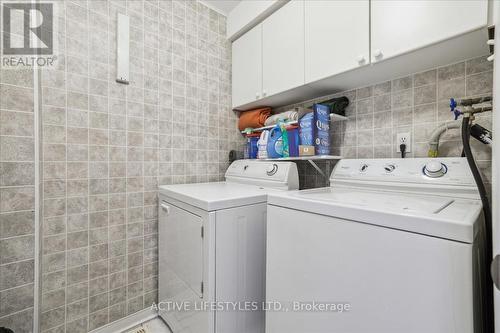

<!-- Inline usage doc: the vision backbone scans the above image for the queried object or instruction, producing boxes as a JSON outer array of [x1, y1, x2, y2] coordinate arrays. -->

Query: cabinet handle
[[356, 55, 365, 64], [373, 49, 383, 59], [262, 90, 267, 97], [255, 92, 260, 99], [161, 201, 170, 215]]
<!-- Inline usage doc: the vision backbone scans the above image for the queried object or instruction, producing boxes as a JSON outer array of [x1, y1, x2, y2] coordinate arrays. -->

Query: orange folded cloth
[[238, 107, 271, 131]]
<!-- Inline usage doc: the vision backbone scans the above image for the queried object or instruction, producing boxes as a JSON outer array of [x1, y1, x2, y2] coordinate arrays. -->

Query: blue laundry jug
[[267, 126, 283, 158]]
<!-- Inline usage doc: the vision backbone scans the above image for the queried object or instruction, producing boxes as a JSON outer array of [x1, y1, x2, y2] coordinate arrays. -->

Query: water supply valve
[[449, 98, 462, 120], [450, 96, 492, 119]]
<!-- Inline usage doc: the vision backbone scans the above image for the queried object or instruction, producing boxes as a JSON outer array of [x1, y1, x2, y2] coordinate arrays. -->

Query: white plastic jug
[[257, 130, 269, 159]]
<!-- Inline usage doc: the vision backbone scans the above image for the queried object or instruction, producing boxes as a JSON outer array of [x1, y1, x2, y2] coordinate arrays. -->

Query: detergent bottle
[[267, 125, 284, 158], [267, 121, 291, 158], [257, 130, 269, 159]]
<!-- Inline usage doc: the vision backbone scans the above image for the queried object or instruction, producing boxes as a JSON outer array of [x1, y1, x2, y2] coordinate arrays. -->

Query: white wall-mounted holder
[[116, 13, 130, 85]]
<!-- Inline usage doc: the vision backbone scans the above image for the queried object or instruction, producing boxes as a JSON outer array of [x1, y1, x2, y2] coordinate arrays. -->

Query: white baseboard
[[89, 308, 158, 333]]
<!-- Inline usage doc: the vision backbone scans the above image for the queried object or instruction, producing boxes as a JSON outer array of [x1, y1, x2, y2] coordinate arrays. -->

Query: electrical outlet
[[396, 132, 411, 153]]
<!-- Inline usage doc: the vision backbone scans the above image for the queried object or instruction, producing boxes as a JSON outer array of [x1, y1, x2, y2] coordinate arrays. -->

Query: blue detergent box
[[299, 104, 330, 155], [299, 113, 314, 146]]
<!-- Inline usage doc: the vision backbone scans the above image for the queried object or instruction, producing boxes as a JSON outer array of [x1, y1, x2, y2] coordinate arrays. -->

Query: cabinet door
[[232, 24, 262, 108], [371, 0, 488, 63], [305, 0, 369, 83], [262, 0, 304, 97]]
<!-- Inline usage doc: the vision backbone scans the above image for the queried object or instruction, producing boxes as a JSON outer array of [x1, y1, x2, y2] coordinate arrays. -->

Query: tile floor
[[125, 317, 171, 333]]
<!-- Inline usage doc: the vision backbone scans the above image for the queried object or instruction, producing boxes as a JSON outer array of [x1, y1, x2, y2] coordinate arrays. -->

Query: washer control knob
[[267, 164, 278, 176], [360, 164, 369, 172], [384, 164, 396, 173], [424, 161, 447, 178]]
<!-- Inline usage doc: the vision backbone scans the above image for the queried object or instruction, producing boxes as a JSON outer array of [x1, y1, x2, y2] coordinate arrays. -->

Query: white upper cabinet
[[305, 0, 369, 83], [371, 0, 488, 63], [227, 0, 287, 41], [262, 0, 305, 98], [231, 0, 489, 110], [232, 24, 263, 108]]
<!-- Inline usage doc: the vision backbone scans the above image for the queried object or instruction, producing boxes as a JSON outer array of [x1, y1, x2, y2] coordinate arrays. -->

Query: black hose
[[461, 117, 494, 333]]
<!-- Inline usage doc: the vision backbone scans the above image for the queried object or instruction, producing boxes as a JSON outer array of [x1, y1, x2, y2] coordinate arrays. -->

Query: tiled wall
[[39, 0, 239, 332], [0, 2, 493, 331], [0, 1, 37, 327], [0, 66, 36, 332], [280, 55, 493, 189]]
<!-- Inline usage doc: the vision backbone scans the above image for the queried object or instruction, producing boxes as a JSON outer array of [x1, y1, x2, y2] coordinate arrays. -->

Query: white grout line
[[0, 280, 35, 294], [0, 306, 36, 321]]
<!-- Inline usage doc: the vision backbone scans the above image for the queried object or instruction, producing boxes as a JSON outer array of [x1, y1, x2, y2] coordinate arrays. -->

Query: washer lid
[[267, 187, 482, 243], [159, 182, 271, 211], [302, 189, 453, 214]]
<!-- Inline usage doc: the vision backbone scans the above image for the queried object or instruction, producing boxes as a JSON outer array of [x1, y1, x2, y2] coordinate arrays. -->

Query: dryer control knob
[[424, 161, 447, 178], [384, 164, 396, 173], [267, 164, 278, 176]]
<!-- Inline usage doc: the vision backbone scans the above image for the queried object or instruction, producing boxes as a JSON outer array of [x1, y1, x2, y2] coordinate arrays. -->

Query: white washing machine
[[158, 160, 299, 333], [266, 158, 487, 333]]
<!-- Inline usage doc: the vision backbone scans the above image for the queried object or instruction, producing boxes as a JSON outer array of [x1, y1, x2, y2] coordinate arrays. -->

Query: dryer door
[[160, 200, 204, 299], [159, 198, 213, 333]]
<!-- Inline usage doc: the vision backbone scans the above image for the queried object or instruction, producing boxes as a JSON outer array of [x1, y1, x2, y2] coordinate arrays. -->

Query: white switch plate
[[396, 132, 411, 153]]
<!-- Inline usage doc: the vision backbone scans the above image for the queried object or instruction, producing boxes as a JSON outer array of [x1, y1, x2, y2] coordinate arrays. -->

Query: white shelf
[[241, 120, 298, 134], [257, 155, 342, 161], [240, 113, 347, 134], [329, 113, 348, 121]]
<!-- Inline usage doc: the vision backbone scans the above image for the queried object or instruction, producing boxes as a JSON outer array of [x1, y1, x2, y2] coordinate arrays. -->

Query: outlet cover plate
[[396, 132, 411, 153]]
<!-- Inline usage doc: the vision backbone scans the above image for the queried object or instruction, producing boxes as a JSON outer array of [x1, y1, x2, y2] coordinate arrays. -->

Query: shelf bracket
[[307, 160, 327, 178]]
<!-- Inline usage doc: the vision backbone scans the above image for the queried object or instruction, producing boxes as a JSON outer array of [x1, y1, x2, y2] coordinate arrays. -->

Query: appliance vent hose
[[462, 117, 494, 333]]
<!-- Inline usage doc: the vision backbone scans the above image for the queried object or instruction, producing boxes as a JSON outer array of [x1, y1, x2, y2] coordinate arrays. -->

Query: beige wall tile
[[438, 62, 465, 81], [0, 111, 34, 136], [0, 211, 34, 239], [41, 289, 65, 312], [0, 187, 35, 213], [0, 85, 34, 112], [0, 260, 34, 290], [40, 306, 65, 331], [467, 71, 493, 96], [0, 162, 35, 186], [0, 284, 34, 317], [0, 235, 35, 265], [0, 69, 33, 88], [0, 307, 33, 333], [0, 137, 34, 161]]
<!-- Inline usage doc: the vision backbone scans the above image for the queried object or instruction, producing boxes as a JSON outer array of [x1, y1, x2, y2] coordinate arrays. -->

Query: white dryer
[[266, 158, 486, 333], [158, 160, 298, 333]]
